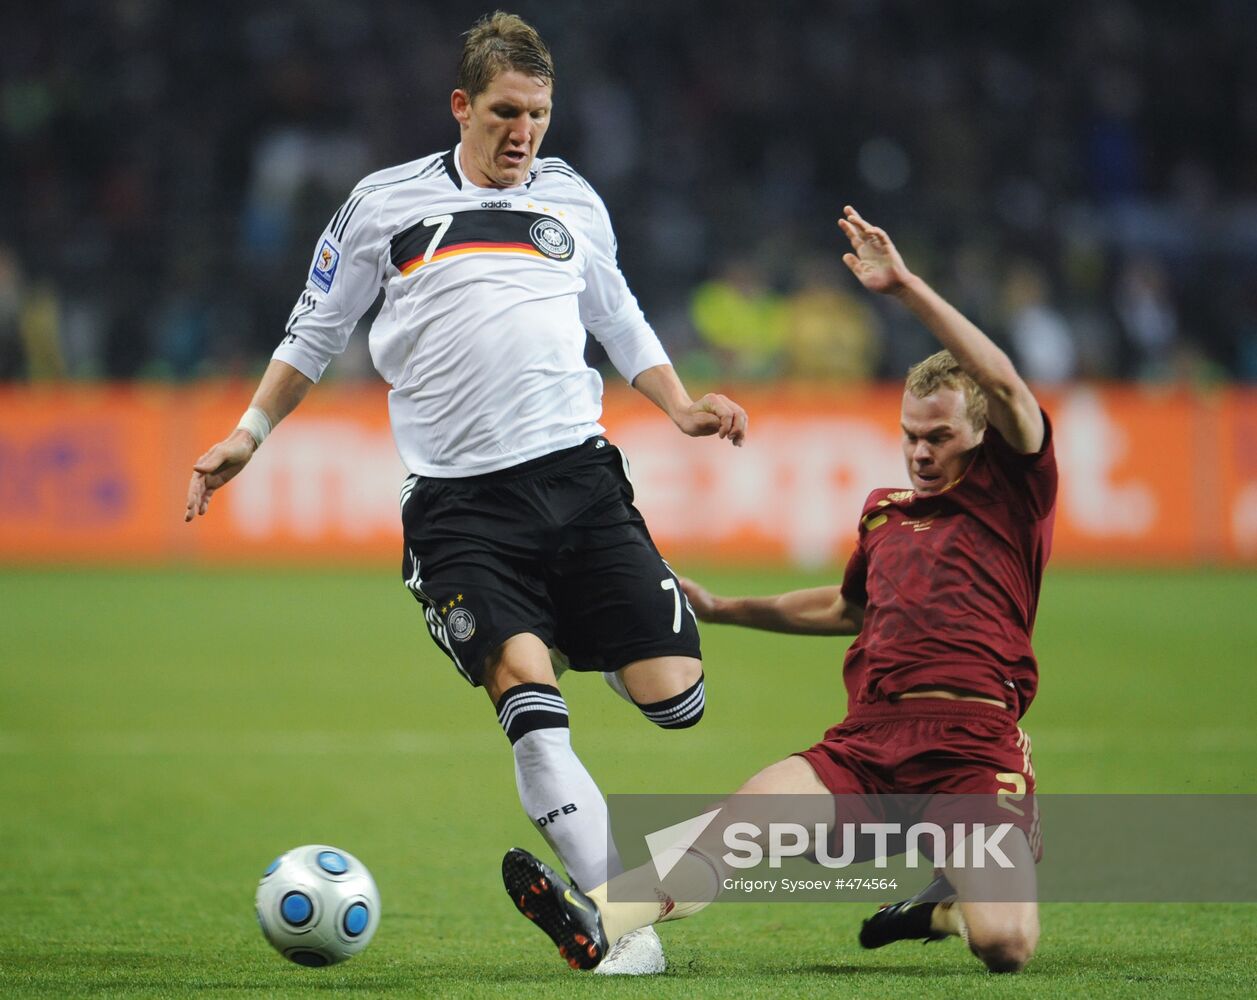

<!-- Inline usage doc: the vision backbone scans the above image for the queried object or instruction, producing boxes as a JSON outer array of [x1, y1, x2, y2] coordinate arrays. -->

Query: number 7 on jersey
[[420, 215, 454, 263]]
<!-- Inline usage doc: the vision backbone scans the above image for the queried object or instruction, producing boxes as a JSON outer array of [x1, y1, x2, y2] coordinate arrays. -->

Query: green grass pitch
[[1, 566, 1254, 998]]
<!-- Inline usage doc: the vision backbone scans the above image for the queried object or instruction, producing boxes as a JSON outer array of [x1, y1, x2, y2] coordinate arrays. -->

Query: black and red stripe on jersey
[[391, 210, 576, 275]]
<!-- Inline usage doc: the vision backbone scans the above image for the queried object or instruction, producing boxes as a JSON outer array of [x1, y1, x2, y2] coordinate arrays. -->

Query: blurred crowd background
[[3, 0, 1256, 385]]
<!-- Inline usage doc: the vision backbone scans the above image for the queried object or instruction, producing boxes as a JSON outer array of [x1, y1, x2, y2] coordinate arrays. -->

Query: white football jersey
[[274, 144, 670, 477]]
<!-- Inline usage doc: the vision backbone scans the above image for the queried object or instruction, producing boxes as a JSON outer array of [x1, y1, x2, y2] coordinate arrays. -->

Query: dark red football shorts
[[796, 699, 1042, 860]]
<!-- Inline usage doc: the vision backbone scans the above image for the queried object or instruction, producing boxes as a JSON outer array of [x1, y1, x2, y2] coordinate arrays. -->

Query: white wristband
[[236, 406, 272, 448]]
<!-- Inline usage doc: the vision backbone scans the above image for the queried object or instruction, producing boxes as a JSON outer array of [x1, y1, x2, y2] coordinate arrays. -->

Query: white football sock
[[588, 846, 724, 943], [499, 684, 623, 891]]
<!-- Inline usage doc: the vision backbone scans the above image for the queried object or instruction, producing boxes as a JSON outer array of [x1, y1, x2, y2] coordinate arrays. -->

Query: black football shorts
[[399, 436, 702, 686]]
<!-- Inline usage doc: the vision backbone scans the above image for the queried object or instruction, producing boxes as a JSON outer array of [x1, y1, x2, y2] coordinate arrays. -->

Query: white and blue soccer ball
[[255, 844, 381, 967]]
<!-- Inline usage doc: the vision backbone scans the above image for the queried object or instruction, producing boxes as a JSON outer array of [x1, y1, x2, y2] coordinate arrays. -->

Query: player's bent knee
[[637, 671, 706, 730], [976, 940, 1033, 974], [970, 926, 1038, 974], [481, 634, 556, 704]]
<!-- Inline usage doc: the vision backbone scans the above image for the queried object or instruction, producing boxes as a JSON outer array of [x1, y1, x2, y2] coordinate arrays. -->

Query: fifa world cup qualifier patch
[[310, 239, 340, 292]]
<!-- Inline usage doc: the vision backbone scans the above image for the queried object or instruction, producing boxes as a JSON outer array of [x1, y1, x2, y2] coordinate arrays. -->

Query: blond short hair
[[458, 12, 555, 100], [905, 350, 988, 431]]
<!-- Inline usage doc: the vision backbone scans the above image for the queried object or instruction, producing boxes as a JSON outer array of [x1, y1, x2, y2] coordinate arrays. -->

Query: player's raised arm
[[183, 359, 314, 522], [839, 205, 1044, 454], [632, 364, 748, 446], [679, 577, 864, 636]]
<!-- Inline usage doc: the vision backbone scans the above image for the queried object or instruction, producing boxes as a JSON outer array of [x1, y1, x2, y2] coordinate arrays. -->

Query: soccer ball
[[255, 844, 381, 966]]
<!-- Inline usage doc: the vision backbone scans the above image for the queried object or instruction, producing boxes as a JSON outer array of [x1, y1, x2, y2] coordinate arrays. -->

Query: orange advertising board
[[1, 383, 1255, 565]]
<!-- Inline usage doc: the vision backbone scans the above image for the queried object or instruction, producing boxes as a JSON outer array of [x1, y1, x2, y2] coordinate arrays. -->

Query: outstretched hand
[[838, 205, 913, 295], [184, 430, 257, 522], [677, 576, 720, 622], [674, 392, 747, 446]]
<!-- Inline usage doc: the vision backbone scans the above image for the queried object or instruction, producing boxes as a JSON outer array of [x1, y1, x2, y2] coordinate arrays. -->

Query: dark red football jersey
[[839, 413, 1057, 718]]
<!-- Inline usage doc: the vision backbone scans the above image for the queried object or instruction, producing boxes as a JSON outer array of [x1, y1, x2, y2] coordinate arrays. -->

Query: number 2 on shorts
[[996, 771, 1027, 816]]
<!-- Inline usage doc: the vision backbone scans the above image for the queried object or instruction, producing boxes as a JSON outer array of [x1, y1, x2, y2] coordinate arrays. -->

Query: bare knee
[[969, 924, 1038, 974], [960, 899, 1038, 973], [620, 656, 701, 701], [482, 633, 555, 703], [620, 657, 705, 729], [952, 840, 1039, 973]]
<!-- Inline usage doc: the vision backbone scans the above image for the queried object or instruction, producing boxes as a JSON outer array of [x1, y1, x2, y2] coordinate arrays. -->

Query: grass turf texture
[[1, 566, 1253, 998]]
